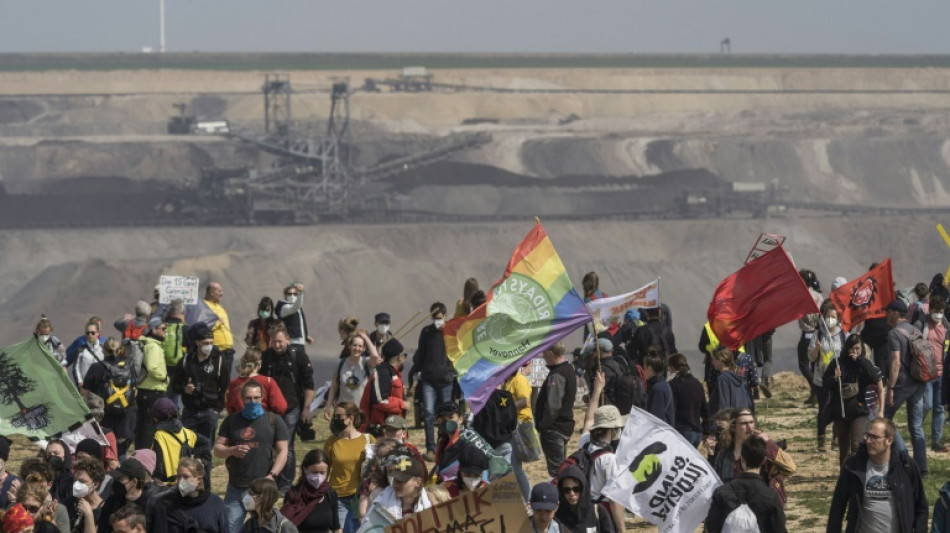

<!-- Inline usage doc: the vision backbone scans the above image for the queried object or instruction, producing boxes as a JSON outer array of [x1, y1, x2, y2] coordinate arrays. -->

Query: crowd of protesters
[[2, 268, 949, 533]]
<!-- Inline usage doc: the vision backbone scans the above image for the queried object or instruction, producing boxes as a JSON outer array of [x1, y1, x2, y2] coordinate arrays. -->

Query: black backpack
[[102, 359, 135, 416], [642, 323, 670, 357], [556, 443, 612, 483], [613, 363, 647, 415]]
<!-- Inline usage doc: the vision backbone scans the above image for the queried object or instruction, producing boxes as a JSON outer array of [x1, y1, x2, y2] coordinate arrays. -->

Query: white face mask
[[242, 493, 256, 511], [178, 478, 199, 497], [377, 324, 390, 335], [826, 317, 838, 329], [933, 313, 945, 322], [72, 481, 90, 499], [200, 344, 213, 356], [433, 319, 445, 330], [462, 477, 481, 491], [285, 295, 298, 304], [39, 334, 51, 343]]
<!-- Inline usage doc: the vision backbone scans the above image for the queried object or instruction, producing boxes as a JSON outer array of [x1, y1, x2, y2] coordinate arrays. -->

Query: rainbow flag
[[443, 222, 590, 414]]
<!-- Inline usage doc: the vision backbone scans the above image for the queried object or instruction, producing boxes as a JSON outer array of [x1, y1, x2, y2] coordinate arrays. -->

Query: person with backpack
[[584, 336, 644, 414], [80, 338, 137, 458], [114, 301, 150, 345], [704, 435, 787, 533], [158, 457, 227, 533], [643, 352, 674, 426], [883, 299, 930, 476], [226, 348, 288, 416], [65, 317, 105, 369], [172, 326, 230, 449], [535, 341, 578, 478], [913, 294, 949, 452], [808, 299, 847, 453], [260, 327, 316, 493], [134, 318, 169, 450], [149, 399, 211, 486], [471, 384, 518, 472], [823, 334, 886, 465], [668, 353, 708, 447], [569, 395, 626, 533], [215, 381, 290, 533], [162, 299, 187, 408], [827, 418, 928, 533], [359, 339, 406, 434], [554, 466, 615, 533], [626, 307, 675, 368], [71, 322, 105, 392]]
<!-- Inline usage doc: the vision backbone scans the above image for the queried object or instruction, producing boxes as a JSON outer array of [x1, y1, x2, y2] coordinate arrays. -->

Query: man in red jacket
[[360, 340, 407, 433]]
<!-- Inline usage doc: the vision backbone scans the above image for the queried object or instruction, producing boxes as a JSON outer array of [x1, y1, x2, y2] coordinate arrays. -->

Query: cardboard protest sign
[[586, 278, 660, 326], [744, 233, 785, 264], [158, 275, 200, 305], [384, 474, 531, 533]]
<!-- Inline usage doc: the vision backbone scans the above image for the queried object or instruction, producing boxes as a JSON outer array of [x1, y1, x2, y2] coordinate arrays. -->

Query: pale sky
[[0, 1, 948, 54]]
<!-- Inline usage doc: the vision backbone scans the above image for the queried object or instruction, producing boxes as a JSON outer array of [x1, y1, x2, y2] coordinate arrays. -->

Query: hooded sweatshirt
[[159, 490, 229, 533], [555, 466, 615, 533], [711, 370, 750, 415]]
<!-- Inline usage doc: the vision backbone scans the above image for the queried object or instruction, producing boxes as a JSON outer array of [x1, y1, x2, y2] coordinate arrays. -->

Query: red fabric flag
[[829, 259, 895, 332], [707, 246, 819, 349]]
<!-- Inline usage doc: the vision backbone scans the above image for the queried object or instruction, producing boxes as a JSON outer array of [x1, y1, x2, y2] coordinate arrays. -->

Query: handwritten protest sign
[[384, 474, 531, 533], [586, 278, 660, 326], [744, 233, 785, 264], [158, 275, 200, 305]]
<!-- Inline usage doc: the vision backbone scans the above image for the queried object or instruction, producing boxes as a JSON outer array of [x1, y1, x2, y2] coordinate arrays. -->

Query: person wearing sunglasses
[[14, 482, 58, 533], [554, 466, 613, 533]]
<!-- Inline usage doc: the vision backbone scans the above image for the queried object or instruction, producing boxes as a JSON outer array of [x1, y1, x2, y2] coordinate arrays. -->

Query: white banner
[[159, 275, 200, 305], [585, 278, 659, 326], [602, 408, 721, 533]]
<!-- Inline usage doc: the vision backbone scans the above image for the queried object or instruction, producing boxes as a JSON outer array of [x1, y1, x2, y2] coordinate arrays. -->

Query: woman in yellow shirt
[[504, 367, 534, 502], [324, 402, 374, 533]]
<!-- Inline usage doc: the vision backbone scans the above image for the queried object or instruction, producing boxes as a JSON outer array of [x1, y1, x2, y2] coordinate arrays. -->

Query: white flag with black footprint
[[602, 408, 722, 533]]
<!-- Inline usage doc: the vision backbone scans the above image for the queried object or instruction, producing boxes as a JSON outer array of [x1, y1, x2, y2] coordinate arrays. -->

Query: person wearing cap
[[150, 397, 210, 486], [530, 483, 565, 533], [442, 446, 489, 498], [380, 416, 425, 467], [361, 455, 448, 526], [132, 317, 169, 451], [534, 341, 577, 478], [2, 503, 35, 533], [583, 337, 627, 411], [360, 338, 407, 433], [276, 282, 313, 347], [0, 436, 21, 509], [582, 404, 626, 533], [172, 325, 229, 449], [97, 459, 165, 533], [884, 298, 930, 476], [368, 312, 395, 353]]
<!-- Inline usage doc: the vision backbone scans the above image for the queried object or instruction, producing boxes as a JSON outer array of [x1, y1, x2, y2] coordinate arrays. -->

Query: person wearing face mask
[[412, 302, 456, 460], [97, 459, 165, 533], [0, 436, 22, 510], [226, 348, 288, 415], [360, 340, 407, 433], [276, 283, 313, 347], [442, 447, 488, 498], [172, 327, 230, 448], [34, 317, 66, 365], [360, 455, 448, 527], [14, 461, 69, 533], [823, 334, 885, 465], [433, 403, 475, 483], [246, 297, 282, 352], [243, 478, 298, 533], [215, 381, 289, 533], [808, 299, 847, 453], [71, 459, 105, 533], [42, 440, 75, 524], [323, 402, 374, 533], [281, 450, 340, 533], [156, 458, 227, 533], [367, 313, 395, 353], [379, 417, 425, 467], [912, 294, 950, 453]]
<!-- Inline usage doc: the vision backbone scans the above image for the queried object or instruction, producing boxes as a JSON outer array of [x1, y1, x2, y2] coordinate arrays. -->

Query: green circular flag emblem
[[473, 273, 555, 363]]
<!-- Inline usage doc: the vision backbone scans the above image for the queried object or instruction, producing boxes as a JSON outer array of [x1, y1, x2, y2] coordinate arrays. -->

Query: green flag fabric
[[0, 338, 90, 440]]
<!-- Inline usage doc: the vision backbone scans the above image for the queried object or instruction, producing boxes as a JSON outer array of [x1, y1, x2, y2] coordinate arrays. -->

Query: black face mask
[[112, 479, 127, 499], [48, 456, 64, 473], [330, 419, 347, 435]]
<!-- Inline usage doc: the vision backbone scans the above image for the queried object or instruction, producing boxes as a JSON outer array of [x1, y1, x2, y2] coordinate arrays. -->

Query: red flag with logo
[[829, 259, 895, 332], [707, 246, 819, 349]]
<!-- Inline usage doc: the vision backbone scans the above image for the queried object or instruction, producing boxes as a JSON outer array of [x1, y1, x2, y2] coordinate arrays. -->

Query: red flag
[[829, 259, 895, 332], [707, 246, 819, 349]]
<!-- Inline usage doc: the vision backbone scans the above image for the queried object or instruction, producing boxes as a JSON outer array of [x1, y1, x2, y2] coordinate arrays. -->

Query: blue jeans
[[885, 380, 927, 474], [182, 408, 218, 448], [495, 441, 530, 502], [337, 495, 359, 533], [224, 483, 248, 533], [420, 381, 454, 453], [539, 430, 570, 478], [279, 407, 300, 492], [924, 379, 945, 445]]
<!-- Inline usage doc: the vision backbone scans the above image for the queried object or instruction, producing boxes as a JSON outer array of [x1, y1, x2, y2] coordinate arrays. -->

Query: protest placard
[[158, 275, 200, 305], [744, 233, 785, 264], [586, 278, 660, 326], [383, 474, 531, 533]]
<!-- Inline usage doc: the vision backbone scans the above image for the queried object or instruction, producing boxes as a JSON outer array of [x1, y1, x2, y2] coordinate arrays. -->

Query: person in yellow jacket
[[136, 317, 169, 450], [203, 282, 234, 355]]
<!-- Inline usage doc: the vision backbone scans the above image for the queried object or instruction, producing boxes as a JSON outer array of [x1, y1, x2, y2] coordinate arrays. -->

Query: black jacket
[[705, 472, 787, 533], [589, 357, 626, 409], [472, 389, 518, 448], [159, 490, 229, 533], [669, 371, 708, 434], [173, 349, 230, 411], [260, 345, 315, 411], [628, 320, 676, 366], [645, 375, 675, 426], [555, 465, 615, 533], [535, 361, 577, 436], [413, 324, 455, 387], [827, 444, 927, 533]]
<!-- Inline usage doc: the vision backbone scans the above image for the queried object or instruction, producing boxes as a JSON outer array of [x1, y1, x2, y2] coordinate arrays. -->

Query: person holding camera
[[172, 326, 230, 448]]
